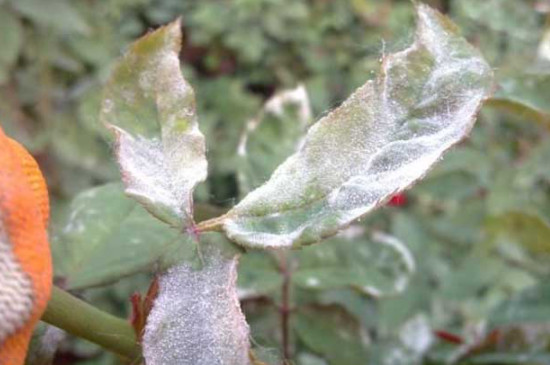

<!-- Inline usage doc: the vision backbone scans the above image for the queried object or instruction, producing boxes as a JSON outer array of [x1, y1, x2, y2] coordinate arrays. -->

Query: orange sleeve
[[0, 126, 52, 365]]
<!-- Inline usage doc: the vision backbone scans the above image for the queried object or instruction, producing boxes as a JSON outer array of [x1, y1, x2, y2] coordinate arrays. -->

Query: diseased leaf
[[52, 183, 186, 289], [397, 315, 433, 358], [539, 25, 550, 64], [237, 84, 312, 195], [370, 315, 433, 365], [101, 20, 207, 229], [293, 230, 415, 297], [143, 233, 250, 365], [218, 4, 493, 248]]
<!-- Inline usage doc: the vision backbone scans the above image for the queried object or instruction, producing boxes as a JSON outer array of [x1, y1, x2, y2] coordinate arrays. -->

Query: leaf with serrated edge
[[219, 4, 493, 248], [101, 19, 206, 229]]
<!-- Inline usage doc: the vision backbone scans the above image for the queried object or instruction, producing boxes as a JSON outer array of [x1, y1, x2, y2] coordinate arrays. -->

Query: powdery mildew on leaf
[[292, 228, 415, 297], [143, 235, 250, 365], [237, 84, 312, 158], [237, 84, 312, 195], [222, 4, 493, 248], [365, 232, 415, 296], [101, 20, 206, 229]]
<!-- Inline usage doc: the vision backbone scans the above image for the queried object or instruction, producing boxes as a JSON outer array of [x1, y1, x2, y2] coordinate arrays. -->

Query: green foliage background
[[1, 0, 550, 364]]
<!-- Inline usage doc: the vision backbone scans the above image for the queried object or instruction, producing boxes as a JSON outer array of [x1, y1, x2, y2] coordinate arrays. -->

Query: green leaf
[[101, 20, 207, 229], [9, 0, 90, 34], [485, 211, 550, 255], [0, 8, 23, 84], [52, 183, 186, 289], [439, 255, 503, 301], [487, 74, 550, 127], [294, 306, 369, 365], [237, 252, 282, 299], [450, 0, 542, 69], [293, 230, 414, 297], [218, 4, 493, 248], [143, 233, 250, 365], [452, 0, 539, 41], [489, 283, 550, 327]]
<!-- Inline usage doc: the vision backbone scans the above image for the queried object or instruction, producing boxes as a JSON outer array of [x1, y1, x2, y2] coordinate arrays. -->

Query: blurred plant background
[[1, 0, 550, 364]]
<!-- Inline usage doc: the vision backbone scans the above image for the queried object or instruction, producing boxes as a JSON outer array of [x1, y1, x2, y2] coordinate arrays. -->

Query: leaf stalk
[[195, 214, 227, 232]]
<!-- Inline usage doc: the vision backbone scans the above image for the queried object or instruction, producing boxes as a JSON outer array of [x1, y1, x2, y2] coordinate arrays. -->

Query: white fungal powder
[[223, 4, 493, 249], [143, 246, 250, 365]]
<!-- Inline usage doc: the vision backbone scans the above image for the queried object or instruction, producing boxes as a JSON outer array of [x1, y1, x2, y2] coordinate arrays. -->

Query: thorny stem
[[278, 251, 292, 362], [42, 286, 141, 361]]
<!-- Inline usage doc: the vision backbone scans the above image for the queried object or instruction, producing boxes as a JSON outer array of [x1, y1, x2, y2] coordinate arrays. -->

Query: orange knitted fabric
[[0, 126, 52, 365]]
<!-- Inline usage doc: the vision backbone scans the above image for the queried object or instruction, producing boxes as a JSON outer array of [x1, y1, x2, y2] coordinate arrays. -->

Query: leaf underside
[[100, 19, 207, 229], [221, 4, 493, 248]]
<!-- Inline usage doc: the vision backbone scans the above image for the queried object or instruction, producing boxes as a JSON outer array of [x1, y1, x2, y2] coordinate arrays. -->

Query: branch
[[278, 252, 292, 362], [41, 286, 141, 361]]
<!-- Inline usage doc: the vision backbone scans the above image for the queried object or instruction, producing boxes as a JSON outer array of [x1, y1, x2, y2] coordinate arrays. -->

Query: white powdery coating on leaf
[[223, 4, 493, 248], [370, 231, 415, 295], [264, 84, 312, 123], [143, 250, 250, 365], [237, 84, 312, 157], [102, 20, 207, 228], [0, 214, 34, 343], [399, 315, 433, 355]]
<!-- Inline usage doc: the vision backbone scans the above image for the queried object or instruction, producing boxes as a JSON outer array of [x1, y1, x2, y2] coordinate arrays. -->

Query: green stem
[[41, 286, 141, 361]]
